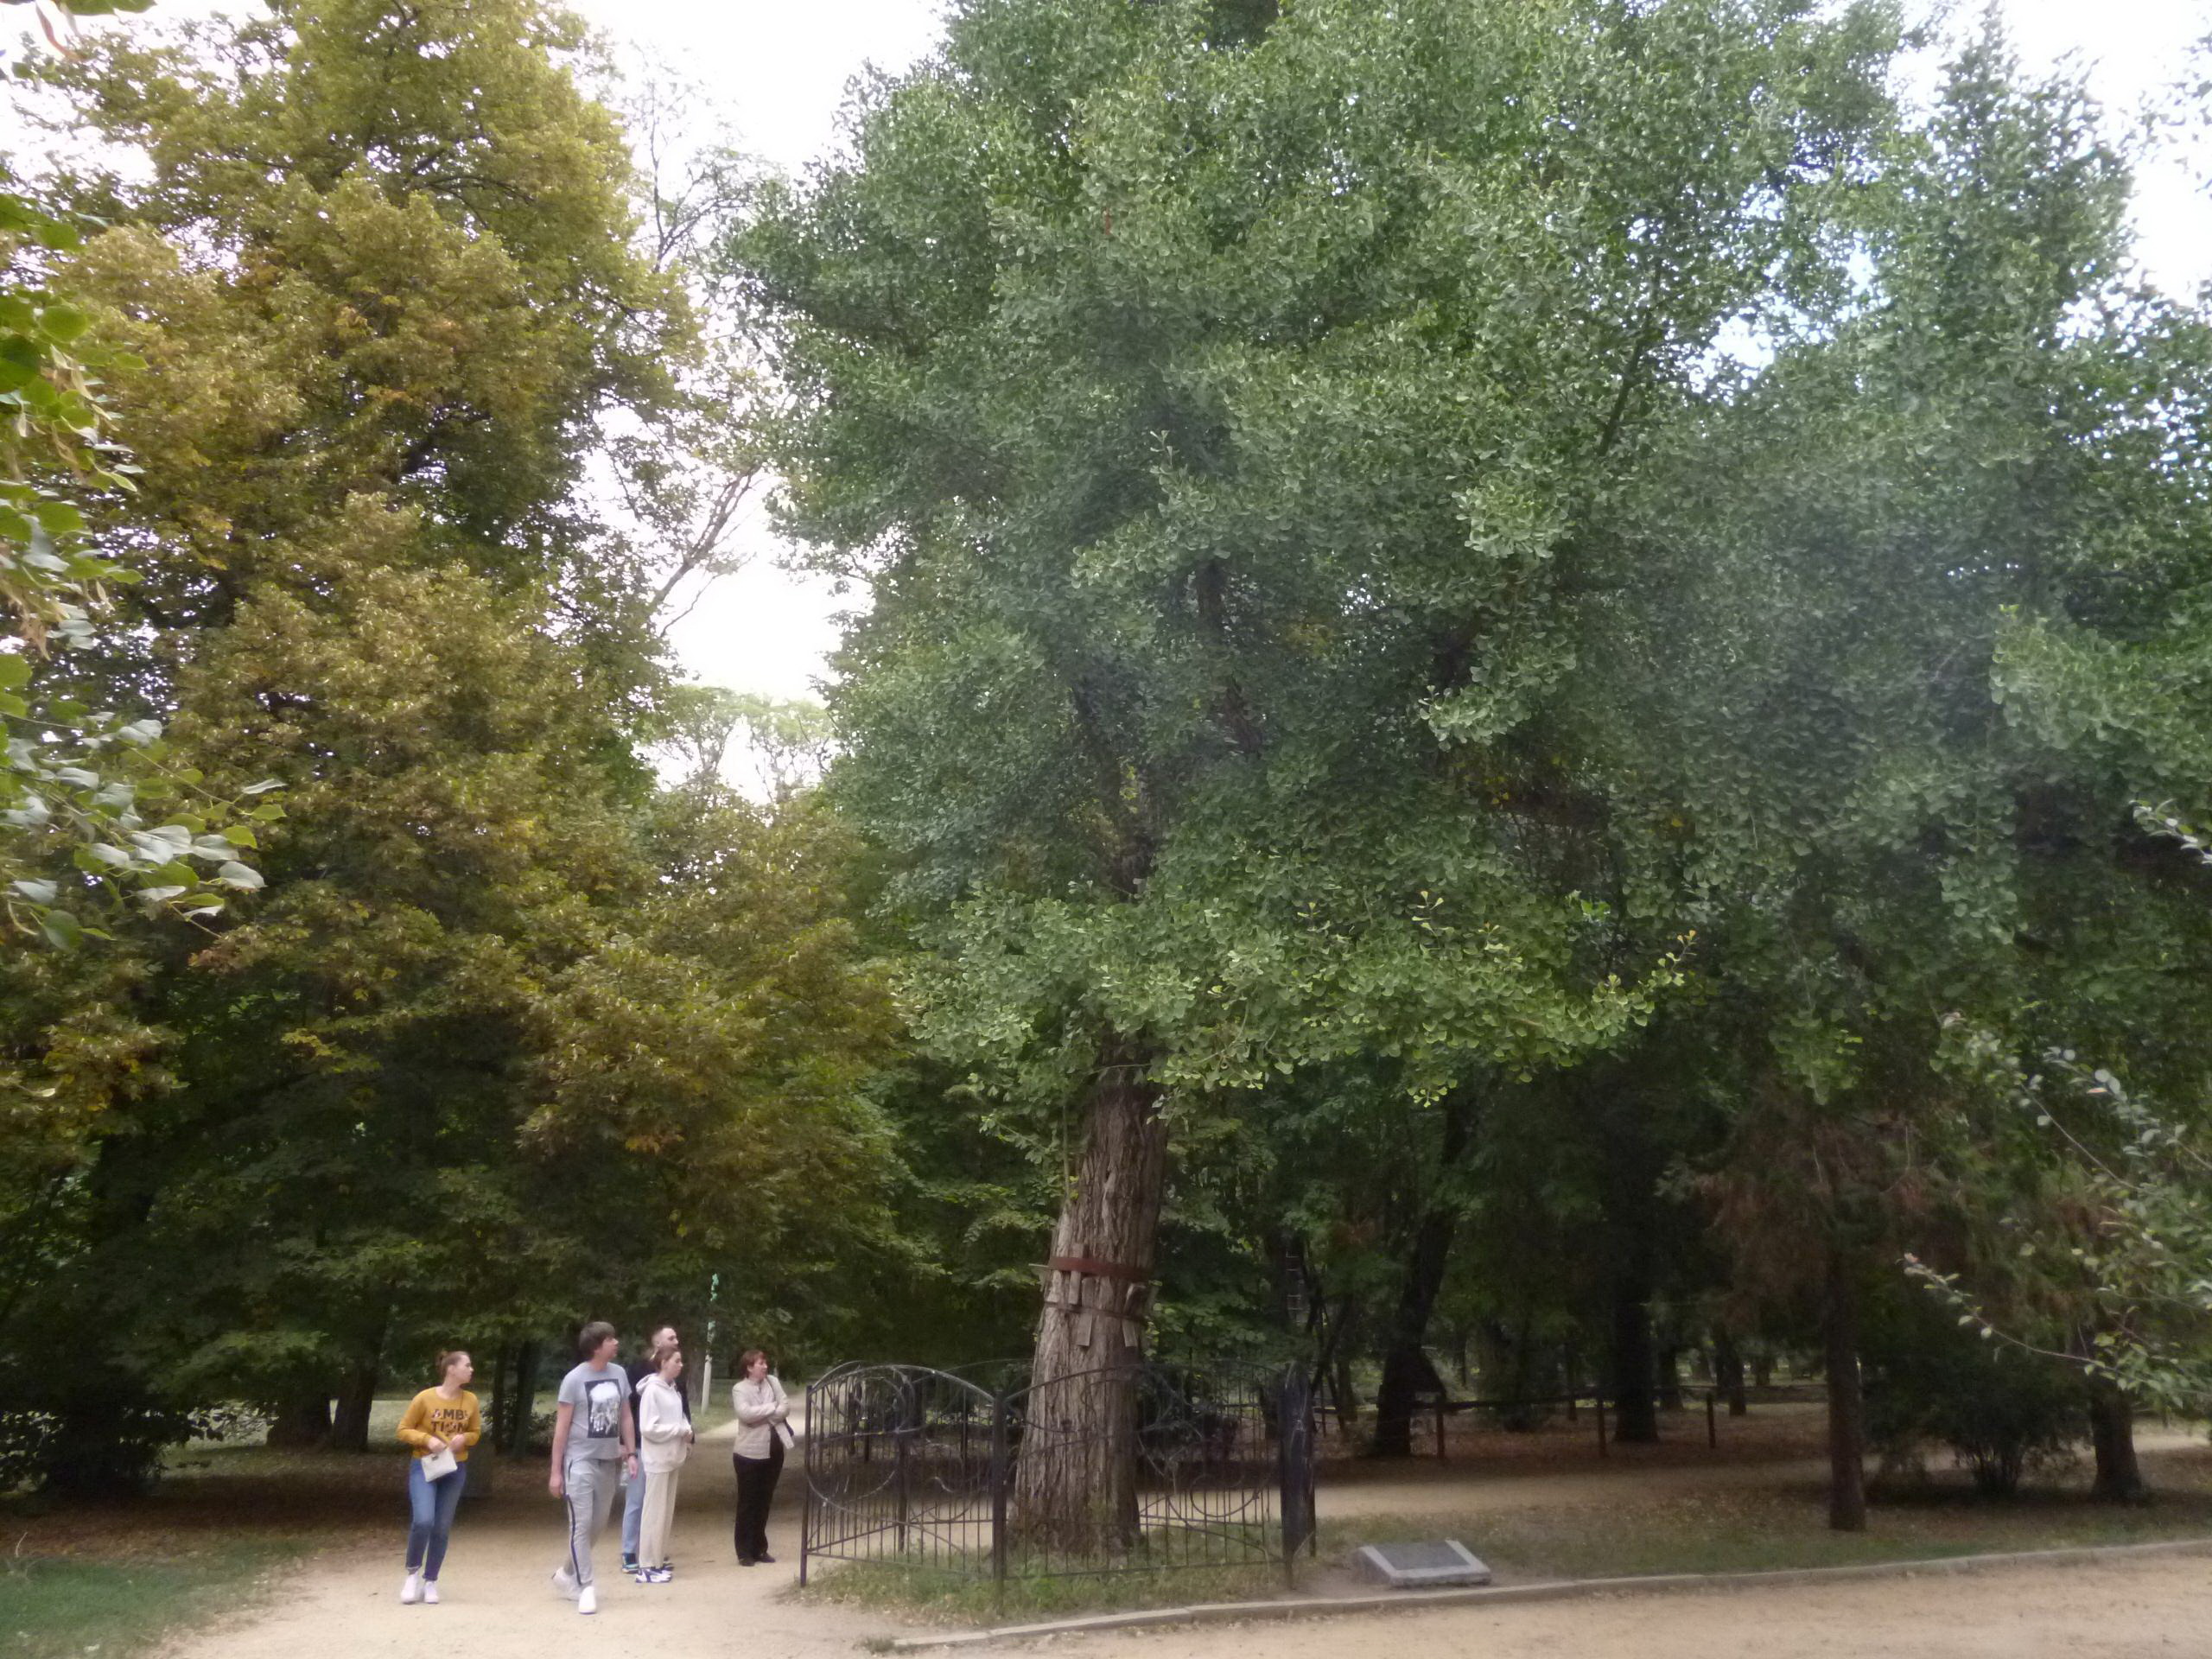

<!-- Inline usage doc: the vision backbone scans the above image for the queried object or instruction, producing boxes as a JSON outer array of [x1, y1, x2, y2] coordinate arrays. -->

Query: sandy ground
[[152, 1418, 884, 1659], [1057, 1560, 2212, 1659], [149, 1414, 2212, 1659]]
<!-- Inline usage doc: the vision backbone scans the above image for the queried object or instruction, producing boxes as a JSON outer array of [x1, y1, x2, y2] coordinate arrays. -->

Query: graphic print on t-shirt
[[557, 1361, 630, 1458], [423, 1402, 473, 1441], [584, 1374, 624, 1440]]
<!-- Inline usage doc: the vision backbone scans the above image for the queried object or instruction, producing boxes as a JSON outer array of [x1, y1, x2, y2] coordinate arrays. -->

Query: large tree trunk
[[264, 1387, 332, 1449], [1713, 1329, 1749, 1416], [1307, 1293, 1359, 1433], [1823, 1252, 1866, 1532], [1476, 1317, 1556, 1431], [1013, 1040, 1168, 1555], [1369, 1092, 1477, 1458], [2088, 1376, 2145, 1503], [489, 1340, 542, 1457], [1329, 1312, 1358, 1433], [1369, 1224, 1453, 1458], [505, 1338, 541, 1452], [330, 1357, 380, 1452], [486, 1342, 514, 1455], [1608, 1287, 1660, 1444]]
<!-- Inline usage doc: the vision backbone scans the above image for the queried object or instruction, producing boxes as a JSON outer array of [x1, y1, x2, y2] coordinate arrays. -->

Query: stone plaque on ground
[[1354, 1539, 1493, 1588]]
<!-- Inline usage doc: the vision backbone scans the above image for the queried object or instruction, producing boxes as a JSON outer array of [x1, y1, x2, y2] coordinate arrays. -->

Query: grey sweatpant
[[563, 1454, 620, 1588]]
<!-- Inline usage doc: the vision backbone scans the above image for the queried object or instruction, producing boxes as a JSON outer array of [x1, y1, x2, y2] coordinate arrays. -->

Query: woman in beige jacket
[[729, 1349, 793, 1565]]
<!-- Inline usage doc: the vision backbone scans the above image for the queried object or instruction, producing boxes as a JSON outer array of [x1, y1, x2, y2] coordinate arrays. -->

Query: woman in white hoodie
[[633, 1347, 690, 1584]]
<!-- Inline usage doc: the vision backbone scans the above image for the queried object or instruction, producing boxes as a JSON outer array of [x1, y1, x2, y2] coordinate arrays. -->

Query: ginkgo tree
[[737, 0, 1910, 1546]]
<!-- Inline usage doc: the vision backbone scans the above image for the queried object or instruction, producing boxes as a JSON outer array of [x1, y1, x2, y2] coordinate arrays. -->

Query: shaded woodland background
[[3, 0, 2211, 1541]]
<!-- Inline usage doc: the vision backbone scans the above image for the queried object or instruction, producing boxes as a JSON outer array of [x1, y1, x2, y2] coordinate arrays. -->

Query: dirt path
[[154, 1421, 880, 1659], [162, 1510, 2212, 1659], [152, 1416, 2212, 1659]]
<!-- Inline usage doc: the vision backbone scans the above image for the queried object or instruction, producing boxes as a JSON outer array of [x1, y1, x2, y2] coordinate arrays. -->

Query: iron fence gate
[[799, 1360, 1315, 1592]]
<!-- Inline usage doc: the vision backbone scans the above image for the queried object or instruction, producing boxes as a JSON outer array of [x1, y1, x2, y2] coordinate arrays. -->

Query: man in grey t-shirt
[[549, 1321, 638, 1614]]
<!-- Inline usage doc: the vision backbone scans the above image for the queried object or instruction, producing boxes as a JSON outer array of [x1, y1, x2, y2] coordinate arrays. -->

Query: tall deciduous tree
[[1, 0, 900, 1483], [1579, 30, 2212, 1525], [738, 0, 1904, 1541], [0, 0, 277, 954]]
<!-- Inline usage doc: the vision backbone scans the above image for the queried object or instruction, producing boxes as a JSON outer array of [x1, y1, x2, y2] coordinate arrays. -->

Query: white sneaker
[[423, 1582, 440, 1605], [578, 1585, 598, 1616], [551, 1567, 579, 1601], [400, 1571, 422, 1605]]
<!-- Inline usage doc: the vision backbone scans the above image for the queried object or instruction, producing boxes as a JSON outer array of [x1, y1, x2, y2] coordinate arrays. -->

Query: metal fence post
[[798, 1380, 814, 1587], [989, 1386, 1010, 1613], [894, 1387, 912, 1554], [1596, 1393, 1608, 1459]]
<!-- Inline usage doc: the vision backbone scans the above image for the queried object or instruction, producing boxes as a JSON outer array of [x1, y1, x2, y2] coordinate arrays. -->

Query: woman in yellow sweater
[[396, 1351, 482, 1605]]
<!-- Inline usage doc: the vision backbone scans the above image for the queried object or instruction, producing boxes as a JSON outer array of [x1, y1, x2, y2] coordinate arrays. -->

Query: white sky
[[582, 0, 2212, 705], [564, 0, 950, 706]]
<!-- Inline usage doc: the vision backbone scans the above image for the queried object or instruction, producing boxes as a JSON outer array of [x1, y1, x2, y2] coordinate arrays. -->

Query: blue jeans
[[622, 1458, 645, 1561], [405, 1457, 466, 1580]]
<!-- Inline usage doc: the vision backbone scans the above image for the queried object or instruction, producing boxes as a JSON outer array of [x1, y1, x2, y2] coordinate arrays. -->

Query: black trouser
[[733, 1436, 784, 1561]]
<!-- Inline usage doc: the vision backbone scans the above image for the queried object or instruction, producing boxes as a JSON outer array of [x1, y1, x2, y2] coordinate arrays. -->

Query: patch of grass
[[799, 1554, 1293, 1625], [1325, 1459, 2212, 1583], [0, 1539, 306, 1659], [802, 1443, 2212, 1625]]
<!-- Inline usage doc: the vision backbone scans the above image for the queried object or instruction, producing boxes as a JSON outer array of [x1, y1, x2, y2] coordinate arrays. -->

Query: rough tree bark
[[1823, 1252, 1866, 1532], [1370, 1091, 1478, 1458], [486, 1342, 513, 1456], [330, 1356, 381, 1452], [1013, 1037, 1169, 1554], [488, 1340, 540, 1456], [1608, 1287, 1660, 1443], [1477, 1317, 1557, 1431], [264, 1388, 332, 1448], [1307, 1293, 1359, 1430], [1330, 1306, 1359, 1432], [505, 1338, 541, 1453], [1368, 1218, 1456, 1457], [1713, 1329, 1749, 1416], [2088, 1375, 2145, 1503]]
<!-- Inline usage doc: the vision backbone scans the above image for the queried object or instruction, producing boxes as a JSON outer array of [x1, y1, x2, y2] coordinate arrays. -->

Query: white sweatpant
[[639, 1465, 682, 1568]]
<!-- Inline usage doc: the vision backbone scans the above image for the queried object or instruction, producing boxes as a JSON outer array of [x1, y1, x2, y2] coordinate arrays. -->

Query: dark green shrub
[[0, 1365, 202, 1497], [1866, 1302, 2083, 1497]]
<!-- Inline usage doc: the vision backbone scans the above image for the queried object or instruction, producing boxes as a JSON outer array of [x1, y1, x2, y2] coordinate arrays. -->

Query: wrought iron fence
[[797, 1363, 998, 1577], [799, 1360, 1315, 1593]]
